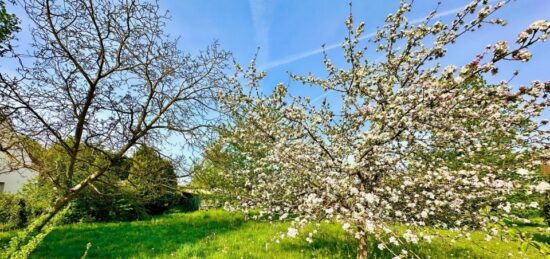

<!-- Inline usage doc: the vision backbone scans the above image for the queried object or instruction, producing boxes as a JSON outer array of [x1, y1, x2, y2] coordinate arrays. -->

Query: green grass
[[0, 210, 548, 258]]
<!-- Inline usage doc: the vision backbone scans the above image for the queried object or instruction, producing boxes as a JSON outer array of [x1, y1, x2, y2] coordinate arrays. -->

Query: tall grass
[[0, 210, 547, 258]]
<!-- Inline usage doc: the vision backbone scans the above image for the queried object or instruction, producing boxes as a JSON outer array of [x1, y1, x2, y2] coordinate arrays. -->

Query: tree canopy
[[213, 1, 549, 258]]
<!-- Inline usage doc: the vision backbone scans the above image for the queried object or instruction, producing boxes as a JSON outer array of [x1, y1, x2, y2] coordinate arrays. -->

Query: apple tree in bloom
[[215, 1, 550, 258]]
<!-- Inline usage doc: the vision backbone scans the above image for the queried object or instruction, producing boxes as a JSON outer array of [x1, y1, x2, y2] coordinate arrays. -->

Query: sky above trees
[[161, 0, 550, 137], [157, 0, 549, 91], [4, 0, 549, 156], [6, 0, 549, 108]]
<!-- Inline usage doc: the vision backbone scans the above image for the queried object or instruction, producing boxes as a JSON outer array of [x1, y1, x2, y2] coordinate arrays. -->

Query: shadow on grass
[[279, 231, 356, 258], [280, 230, 507, 259], [285, 237, 499, 259], [533, 233, 550, 244], [503, 218, 547, 228], [30, 211, 245, 258]]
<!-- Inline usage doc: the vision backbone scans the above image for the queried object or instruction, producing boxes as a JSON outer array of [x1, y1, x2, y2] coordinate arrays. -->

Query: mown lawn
[[0, 210, 548, 258]]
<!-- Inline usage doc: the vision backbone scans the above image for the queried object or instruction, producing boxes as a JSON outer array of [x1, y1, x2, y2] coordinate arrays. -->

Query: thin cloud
[[259, 31, 377, 71], [260, 3, 475, 71], [249, 0, 270, 64]]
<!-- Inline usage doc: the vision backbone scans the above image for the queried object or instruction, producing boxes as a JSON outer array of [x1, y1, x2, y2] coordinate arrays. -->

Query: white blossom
[[535, 182, 550, 194], [342, 223, 351, 231], [516, 168, 530, 175], [287, 228, 298, 238]]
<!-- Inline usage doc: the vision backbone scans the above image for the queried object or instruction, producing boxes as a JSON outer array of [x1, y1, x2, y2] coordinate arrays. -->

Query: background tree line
[[1, 141, 199, 231]]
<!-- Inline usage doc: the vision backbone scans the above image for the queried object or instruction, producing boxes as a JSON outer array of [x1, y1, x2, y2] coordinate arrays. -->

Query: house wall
[[0, 120, 38, 193], [0, 167, 37, 193]]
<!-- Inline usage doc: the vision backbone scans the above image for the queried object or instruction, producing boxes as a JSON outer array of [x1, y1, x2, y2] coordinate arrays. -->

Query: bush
[[0, 192, 26, 230], [19, 176, 148, 223], [18, 179, 55, 220], [141, 192, 177, 215], [543, 196, 550, 226], [170, 192, 200, 212], [9, 143, 187, 225], [129, 145, 179, 215], [64, 184, 148, 223], [17, 176, 183, 224]]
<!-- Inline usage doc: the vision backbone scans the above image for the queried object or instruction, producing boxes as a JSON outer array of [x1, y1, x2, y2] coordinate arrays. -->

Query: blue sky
[[6, 0, 549, 102], [4, 0, 550, 160], [159, 0, 550, 99], [160, 0, 550, 160]]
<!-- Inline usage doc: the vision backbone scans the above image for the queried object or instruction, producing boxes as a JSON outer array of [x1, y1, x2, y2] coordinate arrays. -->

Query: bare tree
[[0, 0, 229, 233]]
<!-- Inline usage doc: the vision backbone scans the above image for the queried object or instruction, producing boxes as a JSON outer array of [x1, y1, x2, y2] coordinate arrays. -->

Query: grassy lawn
[[0, 210, 548, 258]]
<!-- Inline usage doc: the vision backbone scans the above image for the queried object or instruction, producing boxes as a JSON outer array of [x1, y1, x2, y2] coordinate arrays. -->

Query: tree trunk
[[357, 233, 369, 259], [32, 191, 76, 232], [5, 190, 77, 257], [32, 167, 108, 232]]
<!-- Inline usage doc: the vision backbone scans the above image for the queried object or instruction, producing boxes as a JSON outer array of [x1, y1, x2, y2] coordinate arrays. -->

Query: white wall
[[0, 121, 38, 193], [0, 167, 37, 193]]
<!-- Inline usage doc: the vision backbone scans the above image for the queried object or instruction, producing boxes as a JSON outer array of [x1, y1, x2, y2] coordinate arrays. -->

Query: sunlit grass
[[0, 210, 547, 258]]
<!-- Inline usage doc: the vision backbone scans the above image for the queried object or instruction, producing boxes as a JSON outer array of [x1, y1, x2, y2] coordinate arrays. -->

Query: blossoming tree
[[217, 1, 550, 258]]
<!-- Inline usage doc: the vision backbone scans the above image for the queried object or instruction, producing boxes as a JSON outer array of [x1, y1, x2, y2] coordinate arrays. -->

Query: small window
[[0, 182, 4, 193]]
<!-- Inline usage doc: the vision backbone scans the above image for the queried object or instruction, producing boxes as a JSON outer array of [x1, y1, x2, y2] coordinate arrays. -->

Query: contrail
[[259, 3, 476, 72], [258, 31, 377, 71], [249, 0, 270, 65]]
